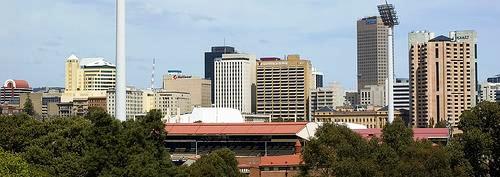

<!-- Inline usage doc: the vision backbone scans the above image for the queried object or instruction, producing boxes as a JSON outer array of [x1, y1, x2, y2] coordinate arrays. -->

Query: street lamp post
[[378, 1, 399, 124], [285, 161, 288, 177]]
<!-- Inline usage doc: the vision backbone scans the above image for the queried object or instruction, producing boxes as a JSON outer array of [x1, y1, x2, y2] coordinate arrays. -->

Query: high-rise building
[[204, 46, 237, 104], [19, 88, 63, 118], [357, 16, 389, 91], [312, 69, 324, 88], [394, 78, 410, 110], [409, 30, 477, 127], [107, 87, 144, 120], [214, 53, 256, 114], [487, 74, 500, 83], [256, 55, 313, 121], [63, 54, 116, 102], [345, 91, 360, 106], [163, 70, 211, 107], [479, 82, 500, 103], [152, 90, 192, 117], [311, 83, 345, 111], [1, 79, 32, 106], [358, 78, 409, 110], [359, 85, 386, 107]]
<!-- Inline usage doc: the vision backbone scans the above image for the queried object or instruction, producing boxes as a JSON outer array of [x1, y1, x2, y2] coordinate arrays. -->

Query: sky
[[1, 0, 499, 90]]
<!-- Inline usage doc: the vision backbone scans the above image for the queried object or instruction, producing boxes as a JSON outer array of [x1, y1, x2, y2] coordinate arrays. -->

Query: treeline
[[300, 101, 500, 177], [1, 102, 499, 177], [0, 108, 243, 177]]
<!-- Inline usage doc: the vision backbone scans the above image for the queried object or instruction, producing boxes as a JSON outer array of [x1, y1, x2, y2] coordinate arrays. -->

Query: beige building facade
[[153, 90, 192, 117], [256, 55, 313, 121], [163, 71, 211, 108], [409, 30, 477, 127], [63, 54, 116, 102], [313, 107, 402, 128]]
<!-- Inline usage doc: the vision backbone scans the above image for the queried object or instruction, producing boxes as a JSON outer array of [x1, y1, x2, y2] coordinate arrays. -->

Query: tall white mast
[[378, 1, 399, 124], [115, 0, 126, 121]]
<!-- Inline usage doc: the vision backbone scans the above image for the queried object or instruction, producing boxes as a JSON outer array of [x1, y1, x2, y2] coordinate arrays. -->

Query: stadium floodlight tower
[[378, 1, 399, 124], [115, 0, 126, 121]]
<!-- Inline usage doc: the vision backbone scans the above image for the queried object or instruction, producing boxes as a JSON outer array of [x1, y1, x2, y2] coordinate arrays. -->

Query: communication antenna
[[151, 58, 155, 89]]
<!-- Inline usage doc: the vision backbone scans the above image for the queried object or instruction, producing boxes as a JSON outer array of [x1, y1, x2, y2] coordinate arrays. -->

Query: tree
[[0, 148, 48, 177], [188, 148, 244, 177], [22, 94, 34, 116], [300, 121, 471, 177], [381, 118, 413, 155], [458, 101, 500, 177], [300, 123, 377, 177], [0, 108, 186, 177], [434, 120, 448, 128]]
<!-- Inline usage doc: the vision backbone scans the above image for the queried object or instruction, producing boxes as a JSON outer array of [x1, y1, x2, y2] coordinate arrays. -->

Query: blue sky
[[1, 0, 499, 90]]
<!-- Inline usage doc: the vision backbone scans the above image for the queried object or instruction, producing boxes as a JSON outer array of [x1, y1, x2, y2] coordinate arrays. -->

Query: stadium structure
[[164, 122, 448, 176]]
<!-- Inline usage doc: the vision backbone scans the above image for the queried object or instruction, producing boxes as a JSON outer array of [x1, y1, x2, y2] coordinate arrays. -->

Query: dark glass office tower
[[487, 74, 500, 83], [204, 46, 236, 104], [315, 74, 324, 88]]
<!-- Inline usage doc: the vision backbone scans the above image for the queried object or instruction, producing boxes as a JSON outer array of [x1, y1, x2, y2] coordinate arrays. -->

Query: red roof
[[165, 122, 308, 136], [3, 80, 30, 88], [354, 128, 448, 140], [260, 154, 302, 166], [165, 123, 448, 141]]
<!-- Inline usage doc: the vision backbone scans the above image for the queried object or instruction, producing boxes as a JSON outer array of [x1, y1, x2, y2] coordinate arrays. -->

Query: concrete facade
[[409, 30, 477, 127], [107, 87, 144, 120], [214, 53, 256, 114], [163, 71, 211, 108], [479, 82, 500, 102], [357, 16, 389, 91], [256, 55, 313, 121], [63, 54, 116, 102]]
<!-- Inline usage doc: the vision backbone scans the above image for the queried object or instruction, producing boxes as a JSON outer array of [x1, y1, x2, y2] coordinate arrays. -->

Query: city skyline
[[1, 0, 499, 90]]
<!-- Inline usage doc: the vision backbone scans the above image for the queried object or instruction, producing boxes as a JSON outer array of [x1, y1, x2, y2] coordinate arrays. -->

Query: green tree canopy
[[188, 148, 244, 177], [22, 94, 34, 116], [458, 101, 500, 177], [0, 108, 187, 177], [0, 148, 48, 177], [301, 119, 471, 177]]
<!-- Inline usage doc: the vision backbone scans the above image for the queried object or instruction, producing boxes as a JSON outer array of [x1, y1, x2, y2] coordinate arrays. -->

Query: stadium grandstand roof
[[165, 122, 368, 141], [165, 123, 448, 141]]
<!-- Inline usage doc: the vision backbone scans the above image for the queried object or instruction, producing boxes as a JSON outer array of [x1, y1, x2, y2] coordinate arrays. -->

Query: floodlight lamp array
[[377, 4, 399, 27]]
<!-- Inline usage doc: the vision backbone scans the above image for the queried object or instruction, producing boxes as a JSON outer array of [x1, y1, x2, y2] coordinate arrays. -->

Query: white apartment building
[[107, 87, 143, 120], [214, 53, 256, 114], [479, 82, 500, 102], [394, 78, 410, 110], [311, 83, 345, 111]]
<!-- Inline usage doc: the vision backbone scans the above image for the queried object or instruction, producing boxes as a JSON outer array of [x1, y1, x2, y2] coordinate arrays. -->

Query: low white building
[[107, 87, 144, 120], [165, 107, 244, 123], [479, 82, 500, 103]]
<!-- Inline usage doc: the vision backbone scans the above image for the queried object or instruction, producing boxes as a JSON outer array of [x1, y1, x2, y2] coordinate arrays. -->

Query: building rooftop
[[429, 35, 452, 42], [165, 122, 308, 136], [80, 58, 115, 67], [260, 154, 302, 166], [3, 79, 30, 88]]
